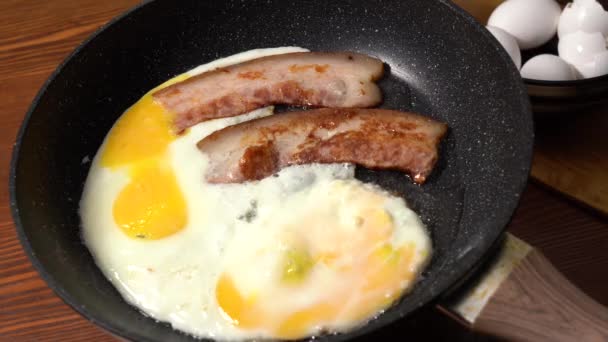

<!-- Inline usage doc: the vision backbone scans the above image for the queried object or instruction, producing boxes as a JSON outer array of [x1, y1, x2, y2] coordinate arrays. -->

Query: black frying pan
[[9, 0, 533, 341]]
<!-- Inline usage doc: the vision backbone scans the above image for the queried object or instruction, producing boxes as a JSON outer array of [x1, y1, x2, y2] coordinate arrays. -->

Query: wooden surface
[[0, 1, 607, 341], [533, 111, 608, 216], [475, 249, 608, 341]]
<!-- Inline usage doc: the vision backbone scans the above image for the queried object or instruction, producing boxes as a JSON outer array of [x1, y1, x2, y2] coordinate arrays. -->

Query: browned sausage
[[153, 52, 384, 132], [198, 108, 447, 184]]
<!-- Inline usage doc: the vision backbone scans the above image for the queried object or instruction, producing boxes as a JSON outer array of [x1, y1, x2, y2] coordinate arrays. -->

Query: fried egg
[[80, 47, 432, 340]]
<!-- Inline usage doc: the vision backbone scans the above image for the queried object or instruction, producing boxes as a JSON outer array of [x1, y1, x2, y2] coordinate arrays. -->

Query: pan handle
[[474, 247, 608, 341]]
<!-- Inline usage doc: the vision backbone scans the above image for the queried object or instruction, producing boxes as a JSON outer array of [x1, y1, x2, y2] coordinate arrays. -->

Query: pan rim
[[9, 0, 534, 341]]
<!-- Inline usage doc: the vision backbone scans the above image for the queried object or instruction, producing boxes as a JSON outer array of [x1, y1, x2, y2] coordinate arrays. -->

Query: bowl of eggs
[[481, 0, 608, 112]]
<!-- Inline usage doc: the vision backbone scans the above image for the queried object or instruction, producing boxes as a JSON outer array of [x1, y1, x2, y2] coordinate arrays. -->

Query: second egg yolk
[[113, 161, 187, 239]]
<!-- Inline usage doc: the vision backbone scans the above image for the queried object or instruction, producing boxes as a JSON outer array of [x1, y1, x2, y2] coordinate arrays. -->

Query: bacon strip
[[197, 108, 448, 184], [153, 52, 384, 132]]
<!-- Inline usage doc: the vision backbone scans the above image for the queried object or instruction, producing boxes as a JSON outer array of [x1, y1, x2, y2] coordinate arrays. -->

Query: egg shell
[[521, 54, 578, 81], [486, 26, 522, 69], [558, 0, 608, 38], [558, 31, 607, 66], [575, 51, 608, 78], [488, 0, 561, 50]]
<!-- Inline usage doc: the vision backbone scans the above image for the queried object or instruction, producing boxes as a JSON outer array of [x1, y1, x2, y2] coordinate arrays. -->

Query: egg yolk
[[276, 303, 339, 339], [113, 161, 187, 239], [101, 95, 174, 167], [101, 74, 190, 240], [216, 275, 263, 328], [216, 184, 420, 339]]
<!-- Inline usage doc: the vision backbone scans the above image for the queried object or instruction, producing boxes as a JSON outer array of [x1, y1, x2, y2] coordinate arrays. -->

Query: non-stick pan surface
[[10, 0, 533, 341]]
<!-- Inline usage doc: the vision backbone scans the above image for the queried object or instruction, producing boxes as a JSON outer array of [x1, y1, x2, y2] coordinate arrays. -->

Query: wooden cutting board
[[532, 107, 608, 215], [453, 0, 608, 215]]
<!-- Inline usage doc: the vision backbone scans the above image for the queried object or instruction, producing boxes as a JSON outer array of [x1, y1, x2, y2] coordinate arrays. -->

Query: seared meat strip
[[198, 108, 447, 184], [153, 52, 384, 132]]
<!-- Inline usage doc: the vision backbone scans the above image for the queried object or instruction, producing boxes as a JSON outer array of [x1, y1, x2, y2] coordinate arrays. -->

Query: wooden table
[[0, 1, 606, 341]]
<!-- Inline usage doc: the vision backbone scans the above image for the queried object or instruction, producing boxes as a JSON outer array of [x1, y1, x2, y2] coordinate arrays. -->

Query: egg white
[[80, 48, 432, 340]]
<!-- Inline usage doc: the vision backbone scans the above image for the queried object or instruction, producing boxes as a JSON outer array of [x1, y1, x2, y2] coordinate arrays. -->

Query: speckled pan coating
[[9, 0, 533, 341]]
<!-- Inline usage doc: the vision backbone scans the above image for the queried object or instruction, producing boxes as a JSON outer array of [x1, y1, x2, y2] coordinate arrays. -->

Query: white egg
[[521, 54, 578, 81], [80, 48, 433, 340], [486, 26, 522, 69], [488, 0, 561, 50], [575, 51, 608, 78], [558, 31, 607, 66], [558, 0, 608, 38]]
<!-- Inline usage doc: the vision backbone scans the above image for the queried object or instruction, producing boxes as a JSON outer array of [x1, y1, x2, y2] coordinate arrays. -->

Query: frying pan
[[9, 0, 606, 341]]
